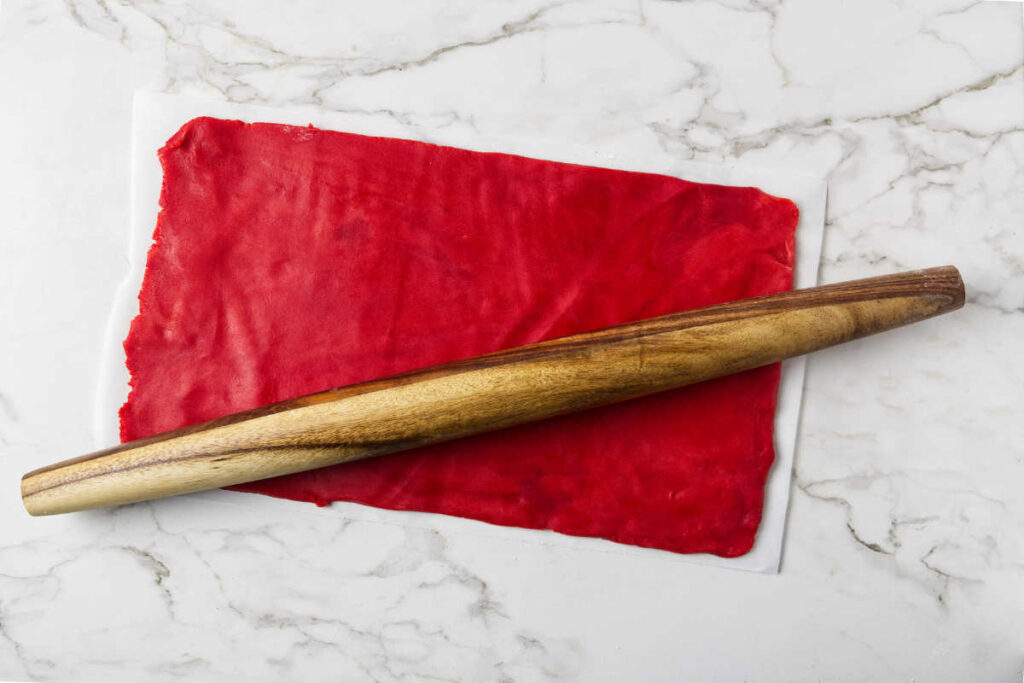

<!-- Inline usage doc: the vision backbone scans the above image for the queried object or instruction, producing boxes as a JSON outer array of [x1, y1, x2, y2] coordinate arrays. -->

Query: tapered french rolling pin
[[22, 266, 964, 516]]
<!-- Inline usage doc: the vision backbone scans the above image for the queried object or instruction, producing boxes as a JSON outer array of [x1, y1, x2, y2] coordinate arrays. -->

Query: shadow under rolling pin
[[21, 265, 965, 516]]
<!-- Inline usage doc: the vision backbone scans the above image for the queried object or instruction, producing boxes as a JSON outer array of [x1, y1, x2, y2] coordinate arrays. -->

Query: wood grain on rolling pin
[[21, 266, 965, 516]]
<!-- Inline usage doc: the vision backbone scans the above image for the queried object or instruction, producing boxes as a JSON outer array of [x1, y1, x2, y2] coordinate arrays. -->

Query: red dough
[[121, 117, 797, 557]]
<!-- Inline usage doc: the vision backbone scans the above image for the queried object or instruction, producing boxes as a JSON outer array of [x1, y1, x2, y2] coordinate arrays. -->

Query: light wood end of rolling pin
[[21, 266, 965, 516]]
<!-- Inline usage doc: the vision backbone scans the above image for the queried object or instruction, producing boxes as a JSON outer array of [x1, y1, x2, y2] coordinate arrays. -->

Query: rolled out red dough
[[121, 117, 797, 557]]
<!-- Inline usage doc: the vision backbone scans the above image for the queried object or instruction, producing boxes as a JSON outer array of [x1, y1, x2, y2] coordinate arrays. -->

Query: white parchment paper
[[95, 92, 826, 573]]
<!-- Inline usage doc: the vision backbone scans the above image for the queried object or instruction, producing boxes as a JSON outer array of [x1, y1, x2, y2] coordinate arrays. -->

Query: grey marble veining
[[1, 0, 1022, 680]]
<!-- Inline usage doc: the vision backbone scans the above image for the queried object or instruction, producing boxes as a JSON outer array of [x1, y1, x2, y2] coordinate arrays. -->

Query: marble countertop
[[1, 0, 1022, 680]]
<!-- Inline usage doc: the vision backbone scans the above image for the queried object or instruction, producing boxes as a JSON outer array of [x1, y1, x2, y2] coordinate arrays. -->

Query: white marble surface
[[1, 0, 1022, 681]]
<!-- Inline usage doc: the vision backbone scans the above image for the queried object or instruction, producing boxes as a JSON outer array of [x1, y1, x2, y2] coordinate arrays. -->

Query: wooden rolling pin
[[22, 266, 964, 516]]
